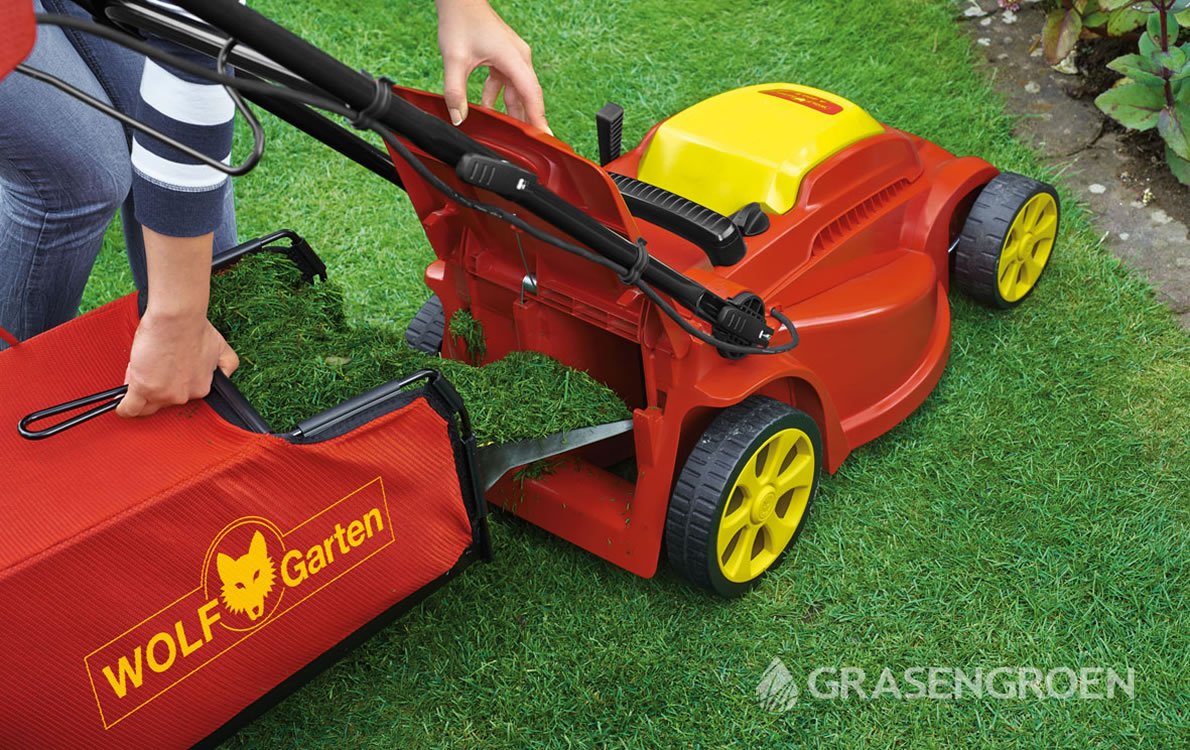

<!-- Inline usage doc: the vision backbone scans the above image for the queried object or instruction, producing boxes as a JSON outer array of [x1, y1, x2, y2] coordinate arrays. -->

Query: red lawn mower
[[389, 82, 1058, 597], [0, 0, 1060, 746]]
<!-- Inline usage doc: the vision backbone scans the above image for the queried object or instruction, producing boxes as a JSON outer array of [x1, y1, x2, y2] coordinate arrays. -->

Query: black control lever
[[456, 154, 537, 199]]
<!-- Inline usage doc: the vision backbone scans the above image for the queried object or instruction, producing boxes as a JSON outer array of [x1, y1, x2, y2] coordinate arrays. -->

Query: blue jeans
[[0, 0, 236, 346]]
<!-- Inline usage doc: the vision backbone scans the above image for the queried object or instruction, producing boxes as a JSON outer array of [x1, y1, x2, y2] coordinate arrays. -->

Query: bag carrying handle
[[17, 369, 271, 441], [18, 385, 127, 440]]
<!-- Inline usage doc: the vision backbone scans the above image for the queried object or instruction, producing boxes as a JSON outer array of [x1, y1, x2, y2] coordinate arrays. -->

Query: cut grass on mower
[[208, 252, 629, 442]]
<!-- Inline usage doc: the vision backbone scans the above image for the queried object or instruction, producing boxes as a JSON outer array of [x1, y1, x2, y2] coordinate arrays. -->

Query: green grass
[[80, 0, 1189, 747]]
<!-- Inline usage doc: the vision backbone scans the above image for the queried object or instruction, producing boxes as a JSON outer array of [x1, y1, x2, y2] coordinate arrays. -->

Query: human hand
[[116, 227, 238, 419], [435, 0, 549, 132], [117, 310, 239, 418]]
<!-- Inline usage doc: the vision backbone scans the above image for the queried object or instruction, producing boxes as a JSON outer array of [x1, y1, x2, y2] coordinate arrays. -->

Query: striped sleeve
[[130, 2, 242, 238]]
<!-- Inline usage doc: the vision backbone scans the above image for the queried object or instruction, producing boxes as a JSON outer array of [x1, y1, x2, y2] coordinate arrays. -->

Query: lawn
[[83, 0, 1189, 747]]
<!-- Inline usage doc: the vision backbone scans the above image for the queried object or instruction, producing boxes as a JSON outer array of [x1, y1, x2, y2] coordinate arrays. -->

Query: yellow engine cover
[[636, 84, 884, 216]]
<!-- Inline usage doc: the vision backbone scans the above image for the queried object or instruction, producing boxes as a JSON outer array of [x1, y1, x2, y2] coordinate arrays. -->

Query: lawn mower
[[389, 82, 1060, 598], [0, 0, 1061, 745]]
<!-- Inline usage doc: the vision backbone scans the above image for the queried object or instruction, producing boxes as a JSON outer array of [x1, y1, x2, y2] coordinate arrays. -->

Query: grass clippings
[[449, 308, 487, 365], [208, 252, 629, 443]]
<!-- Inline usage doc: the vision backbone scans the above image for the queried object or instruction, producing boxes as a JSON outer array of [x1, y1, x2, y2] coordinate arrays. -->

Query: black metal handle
[[290, 369, 441, 441], [211, 228, 326, 280], [18, 385, 127, 440]]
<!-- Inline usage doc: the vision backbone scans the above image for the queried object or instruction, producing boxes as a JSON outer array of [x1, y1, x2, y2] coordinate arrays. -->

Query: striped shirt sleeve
[[130, 1, 242, 238]]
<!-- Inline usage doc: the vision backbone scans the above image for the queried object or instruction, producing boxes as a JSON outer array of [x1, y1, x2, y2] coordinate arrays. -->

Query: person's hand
[[116, 227, 238, 419], [435, 0, 549, 132], [117, 310, 238, 418]]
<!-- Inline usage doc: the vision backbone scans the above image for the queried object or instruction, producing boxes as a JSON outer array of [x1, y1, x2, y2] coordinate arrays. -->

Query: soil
[[1069, 37, 1190, 229], [1066, 38, 1131, 100]]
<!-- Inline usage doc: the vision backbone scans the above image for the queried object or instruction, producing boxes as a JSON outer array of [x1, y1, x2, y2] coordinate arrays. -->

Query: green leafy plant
[[1093, 2, 1190, 183], [1044, 1, 1147, 63], [1037, 1, 1190, 182]]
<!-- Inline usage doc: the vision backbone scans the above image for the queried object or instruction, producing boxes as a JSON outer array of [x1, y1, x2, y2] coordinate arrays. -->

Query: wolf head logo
[[216, 530, 277, 621]]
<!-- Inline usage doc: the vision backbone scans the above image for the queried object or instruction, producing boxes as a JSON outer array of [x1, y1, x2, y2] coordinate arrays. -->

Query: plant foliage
[[1041, 1, 1190, 183]]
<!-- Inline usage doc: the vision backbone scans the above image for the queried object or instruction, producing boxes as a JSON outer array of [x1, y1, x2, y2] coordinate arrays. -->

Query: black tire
[[404, 295, 445, 354], [665, 396, 822, 598], [953, 172, 1060, 309]]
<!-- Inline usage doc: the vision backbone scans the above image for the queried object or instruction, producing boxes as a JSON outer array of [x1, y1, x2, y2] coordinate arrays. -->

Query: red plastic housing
[[386, 87, 998, 579]]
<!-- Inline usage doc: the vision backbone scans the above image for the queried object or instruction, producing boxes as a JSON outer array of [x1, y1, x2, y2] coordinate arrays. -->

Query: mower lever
[[456, 153, 537, 199], [717, 304, 773, 344]]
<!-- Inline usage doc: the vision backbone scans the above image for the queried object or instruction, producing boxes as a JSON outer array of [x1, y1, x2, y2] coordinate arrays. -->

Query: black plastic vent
[[609, 173, 747, 267]]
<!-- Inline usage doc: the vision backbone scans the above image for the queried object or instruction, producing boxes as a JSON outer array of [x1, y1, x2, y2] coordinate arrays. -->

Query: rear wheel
[[404, 295, 444, 354], [954, 173, 1060, 308], [665, 397, 822, 597]]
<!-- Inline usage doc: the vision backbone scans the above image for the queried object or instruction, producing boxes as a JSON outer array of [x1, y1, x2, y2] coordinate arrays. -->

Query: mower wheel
[[666, 396, 821, 597], [405, 294, 445, 354], [953, 172, 1060, 308]]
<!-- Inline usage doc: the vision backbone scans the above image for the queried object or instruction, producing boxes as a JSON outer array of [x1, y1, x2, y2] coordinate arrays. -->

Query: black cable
[[15, 55, 265, 176], [31, 12, 798, 357], [619, 238, 650, 286], [213, 36, 266, 175], [35, 14, 357, 117]]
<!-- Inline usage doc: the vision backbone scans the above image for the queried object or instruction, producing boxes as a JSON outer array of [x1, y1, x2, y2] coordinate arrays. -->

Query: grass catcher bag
[[0, 233, 488, 749]]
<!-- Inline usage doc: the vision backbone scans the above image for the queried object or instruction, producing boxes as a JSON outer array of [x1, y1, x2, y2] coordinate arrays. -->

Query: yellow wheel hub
[[717, 427, 815, 583], [997, 193, 1058, 303]]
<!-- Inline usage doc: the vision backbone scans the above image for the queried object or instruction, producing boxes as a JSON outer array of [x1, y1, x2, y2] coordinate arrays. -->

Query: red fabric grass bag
[[0, 0, 35, 83], [0, 235, 488, 748]]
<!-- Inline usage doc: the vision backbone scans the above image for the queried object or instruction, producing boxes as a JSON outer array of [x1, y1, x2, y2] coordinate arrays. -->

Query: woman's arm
[[118, 13, 240, 418], [116, 228, 238, 417], [118, 0, 549, 418]]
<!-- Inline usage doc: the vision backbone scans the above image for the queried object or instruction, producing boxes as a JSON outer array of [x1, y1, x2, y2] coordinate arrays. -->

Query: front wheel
[[404, 294, 444, 354], [953, 173, 1060, 308], [665, 397, 822, 597]]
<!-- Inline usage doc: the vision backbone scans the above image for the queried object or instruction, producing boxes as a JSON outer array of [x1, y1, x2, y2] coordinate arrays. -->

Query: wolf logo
[[216, 530, 277, 621]]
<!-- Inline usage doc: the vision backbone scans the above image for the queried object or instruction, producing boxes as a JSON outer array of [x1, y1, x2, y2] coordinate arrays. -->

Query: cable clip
[[619, 238, 650, 286], [351, 73, 394, 129]]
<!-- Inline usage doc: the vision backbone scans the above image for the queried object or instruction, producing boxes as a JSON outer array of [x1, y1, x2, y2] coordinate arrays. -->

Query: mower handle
[[155, 0, 774, 350]]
